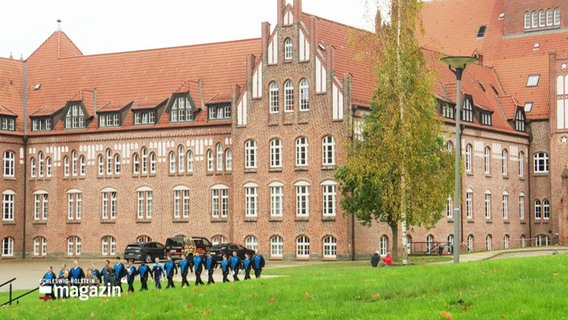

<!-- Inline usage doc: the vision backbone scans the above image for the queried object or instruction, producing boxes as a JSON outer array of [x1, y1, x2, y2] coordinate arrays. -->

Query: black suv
[[164, 236, 212, 259], [124, 242, 165, 263], [208, 242, 256, 262]]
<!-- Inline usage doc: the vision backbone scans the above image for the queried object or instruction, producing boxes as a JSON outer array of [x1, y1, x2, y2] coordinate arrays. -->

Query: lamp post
[[440, 56, 477, 263]]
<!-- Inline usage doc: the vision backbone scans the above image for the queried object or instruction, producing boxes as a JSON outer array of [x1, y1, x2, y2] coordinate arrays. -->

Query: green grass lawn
[[1, 254, 566, 319]]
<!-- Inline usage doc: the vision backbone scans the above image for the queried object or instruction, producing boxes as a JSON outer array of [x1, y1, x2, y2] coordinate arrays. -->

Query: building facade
[[0, 0, 565, 260]]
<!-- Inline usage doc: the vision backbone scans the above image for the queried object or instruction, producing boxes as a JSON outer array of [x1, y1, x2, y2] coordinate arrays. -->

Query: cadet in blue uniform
[[113, 257, 126, 292], [230, 251, 241, 281], [193, 254, 205, 285], [138, 261, 150, 291], [253, 250, 266, 278], [243, 253, 252, 280], [90, 262, 101, 283], [126, 259, 137, 293], [221, 255, 230, 283], [164, 255, 177, 288], [151, 258, 165, 289], [41, 266, 57, 300], [205, 252, 217, 284], [178, 255, 190, 287], [69, 260, 85, 287]]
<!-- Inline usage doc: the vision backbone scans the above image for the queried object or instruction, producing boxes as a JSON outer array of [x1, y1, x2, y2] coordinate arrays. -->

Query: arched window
[[244, 140, 257, 169], [211, 235, 228, 245], [149, 152, 156, 174], [546, 9, 553, 26], [244, 182, 259, 218], [465, 144, 472, 172], [245, 235, 258, 251], [539, 10, 545, 27], [554, 8, 560, 25], [136, 235, 152, 242], [296, 236, 310, 258], [501, 149, 508, 176], [295, 136, 308, 167], [207, 150, 214, 172], [2, 190, 15, 221], [141, 147, 149, 174], [446, 195, 453, 219], [519, 151, 525, 177], [503, 234, 510, 249], [466, 188, 474, 219], [216, 143, 223, 171], [270, 138, 282, 168], [270, 235, 283, 257], [485, 234, 493, 251], [269, 81, 279, 113], [33, 236, 47, 256], [543, 199, 550, 219], [299, 78, 309, 111], [284, 80, 294, 112], [67, 236, 81, 256], [380, 235, 389, 256], [169, 151, 176, 174], [187, 150, 194, 172], [322, 135, 335, 166], [270, 182, 284, 217], [426, 235, 434, 254], [178, 145, 185, 173], [79, 155, 86, 176], [484, 146, 491, 174], [67, 189, 82, 220], [502, 192, 509, 220], [101, 235, 116, 256], [97, 154, 104, 176], [132, 153, 140, 174], [101, 187, 117, 220], [534, 199, 542, 219], [295, 181, 310, 217], [105, 149, 112, 175], [38, 152, 45, 177], [531, 10, 538, 28], [484, 190, 492, 219], [524, 11, 531, 29], [323, 235, 337, 258], [33, 190, 48, 221], [284, 37, 293, 60], [172, 185, 190, 219], [30, 157, 36, 177], [114, 154, 121, 175], [519, 192, 526, 220], [520, 234, 527, 247], [447, 235, 454, 254], [225, 149, 232, 171], [2, 237, 14, 256], [466, 234, 474, 252]]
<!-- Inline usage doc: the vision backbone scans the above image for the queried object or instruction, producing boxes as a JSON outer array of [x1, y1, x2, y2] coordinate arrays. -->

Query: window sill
[[100, 220, 116, 224], [321, 165, 335, 171], [66, 220, 81, 224], [295, 166, 308, 171], [173, 219, 189, 223], [33, 221, 47, 225], [466, 171, 474, 176], [467, 219, 475, 223], [484, 174, 492, 178], [485, 219, 492, 224], [533, 172, 549, 177], [503, 220, 510, 224], [269, 257, 283, 261], [322, 216, 336, 221], [269, 167, 283, 172], [295, 216, 309, 222], [244, 168, 257, 173], [2, 221, 16, 225], [269, 217, 283, 222], [136, 219, 152, 223], [447, 219, 454, 223], [211, 217, 228, 223], [244, 217, 258, 222], [502, 175, 509, 180]]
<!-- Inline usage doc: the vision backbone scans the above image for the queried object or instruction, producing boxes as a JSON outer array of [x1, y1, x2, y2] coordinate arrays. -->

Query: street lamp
[[440, 56, 477, 263]]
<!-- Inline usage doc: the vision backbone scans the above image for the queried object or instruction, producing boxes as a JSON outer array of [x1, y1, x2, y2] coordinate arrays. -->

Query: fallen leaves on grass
[[304, 291, 311, 301], [439, 311, 452, 319], [267, 297, 276, 304]]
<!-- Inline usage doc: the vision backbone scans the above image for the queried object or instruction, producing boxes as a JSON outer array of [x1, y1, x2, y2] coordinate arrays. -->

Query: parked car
[[124, 242, 165, 263], [208, 242, 256, 262], [164, 236, 212, 259]]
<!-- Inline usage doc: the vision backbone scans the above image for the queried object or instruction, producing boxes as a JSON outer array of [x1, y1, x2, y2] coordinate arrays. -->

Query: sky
[[0, 0, 388, 60]]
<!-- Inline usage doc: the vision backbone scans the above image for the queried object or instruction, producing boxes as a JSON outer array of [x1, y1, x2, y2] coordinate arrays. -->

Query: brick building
[[0, 0, 565, 260]]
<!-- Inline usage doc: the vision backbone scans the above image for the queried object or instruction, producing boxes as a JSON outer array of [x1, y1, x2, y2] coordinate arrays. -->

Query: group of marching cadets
[[42, 250, 267, 299]]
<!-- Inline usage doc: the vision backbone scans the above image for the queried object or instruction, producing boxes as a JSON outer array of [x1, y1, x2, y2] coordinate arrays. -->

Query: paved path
[[1, 246, 566, 292]]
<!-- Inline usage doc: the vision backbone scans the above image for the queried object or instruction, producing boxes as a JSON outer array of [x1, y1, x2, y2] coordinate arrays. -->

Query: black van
[[164, 236, 212, 259]]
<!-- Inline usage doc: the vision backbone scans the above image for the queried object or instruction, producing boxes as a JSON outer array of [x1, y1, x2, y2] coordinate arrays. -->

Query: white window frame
[[484, 146, 491, 174], [244, 140, 257, 169], [519, 193, 525, 220], [2, 237, 14, 257], [173, 186, 190, 219], [269, 81, 279, 113], [2, 190, 15, 221], [270, 182, 284, 217], [3, 151, 15, 177], [322, 135, 335, 166], [533, 152, 549, 173], [244, 183, 259, 218], [465, 144, 472, 172], [299, 78, 309, 111], [67, 190, 82, 221], [296, 236, 310, 258], [484, 190, 492, 220], [270, 138, 282, 168], [33, 190, 48, 221], [322, 180, 337, 217], [270, 235, 283, 257], [466, 189, 473, 220], [501, 149, 508, 176], [136, 187, 153, 219], [323, 235, 337, 258], [502, 192, 509, 220], [284, 80, 294, 112], [284, 37, 293, 60], [295, 137, 308, 167], [295, 181, 310, 217]]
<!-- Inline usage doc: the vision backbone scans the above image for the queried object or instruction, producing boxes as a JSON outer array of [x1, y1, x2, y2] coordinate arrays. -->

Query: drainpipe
[[22, 62, 28, 259]]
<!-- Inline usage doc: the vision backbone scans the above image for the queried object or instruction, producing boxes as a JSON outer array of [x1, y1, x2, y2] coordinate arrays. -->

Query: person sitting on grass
[[382, 252, 393, 266]]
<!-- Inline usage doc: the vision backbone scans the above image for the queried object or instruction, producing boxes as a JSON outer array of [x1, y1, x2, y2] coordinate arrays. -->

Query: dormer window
[[65, 104, 86, 129], [284, 37, 293, 60], [462, 99, 473, 122], [527, 75, 540, 87], [32, 117, 51, 131], [134, 110, 156, 125], [442, 103, 454, 119], [169, 94, 194, 123], [0, 116, 15, 131], [481, 112, 492, 126], [514, 109, 526, 132], [208, 104, 231, 120], [476, 25, 487, 38], [99, 113, 120, 127], [524, 102, 533, 112]]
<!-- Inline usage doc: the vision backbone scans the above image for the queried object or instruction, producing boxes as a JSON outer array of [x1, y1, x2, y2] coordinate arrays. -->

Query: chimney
[[293, 0, 302, 24]]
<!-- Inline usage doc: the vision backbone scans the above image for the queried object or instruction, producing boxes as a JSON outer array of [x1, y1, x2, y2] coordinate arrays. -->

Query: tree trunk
[[390, 223, 399, 261]]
